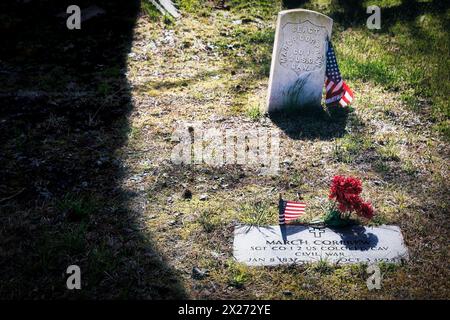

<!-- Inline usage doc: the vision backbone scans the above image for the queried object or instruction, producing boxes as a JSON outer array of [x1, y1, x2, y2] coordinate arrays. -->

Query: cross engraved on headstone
[[309, 227, 325, 238]]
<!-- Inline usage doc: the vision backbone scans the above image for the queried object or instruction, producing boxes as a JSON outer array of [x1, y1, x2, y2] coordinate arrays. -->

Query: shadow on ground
[[283, 0, 448, 29], [269, 107, 349, 140], [0, 1, 186, 299]]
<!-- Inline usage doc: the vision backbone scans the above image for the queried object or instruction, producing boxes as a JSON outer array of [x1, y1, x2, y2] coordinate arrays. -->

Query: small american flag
[[325, 41, 354, 108], [279, 198, 306, 224]]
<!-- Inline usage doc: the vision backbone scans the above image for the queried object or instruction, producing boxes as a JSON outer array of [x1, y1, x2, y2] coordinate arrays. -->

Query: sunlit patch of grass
[[399, 89, 421, 113], [332, 133, 372, 163], [246, 104, 262, 121], [372, 159, 390, 174], [401, 159, 418, 176], [337, 32, 400, 88], [309, 260, 334, 275], [377, 139, 401, 161], [97, 81, 112, 97], [141, 0, 177, 24], [370, 212, 389, 225], [176, 0, 205, 14], [238, 201, 275, 226], [335, 6, 449, 139], [379, 261, 400, 274], [141, 1, 162, 21], [197, 208, 223, 233], [434, 120, 450, 140], [226, 260, 249, 289], [35, 223, 88, 271], [229, 0, 281, 19]]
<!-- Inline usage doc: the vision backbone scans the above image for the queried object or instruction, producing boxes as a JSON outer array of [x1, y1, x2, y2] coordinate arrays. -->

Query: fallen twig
[[0, 188, 26, 204]]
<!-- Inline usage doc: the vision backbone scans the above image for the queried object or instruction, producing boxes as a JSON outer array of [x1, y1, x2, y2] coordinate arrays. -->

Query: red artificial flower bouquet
[[324, 175, 375, 226]]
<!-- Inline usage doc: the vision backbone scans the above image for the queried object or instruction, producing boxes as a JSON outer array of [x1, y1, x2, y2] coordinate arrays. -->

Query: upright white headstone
[[266, 9, 333, 112]]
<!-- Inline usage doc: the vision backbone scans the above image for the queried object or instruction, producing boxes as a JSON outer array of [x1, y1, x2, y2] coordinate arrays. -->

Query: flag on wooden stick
[[279, 195, 306, 225], [325, 41, 354, 108]]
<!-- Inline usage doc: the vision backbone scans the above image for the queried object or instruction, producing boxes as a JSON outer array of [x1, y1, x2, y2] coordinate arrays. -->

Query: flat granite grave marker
[[266, 9, 333, 112], [233, 225, 409, 266]]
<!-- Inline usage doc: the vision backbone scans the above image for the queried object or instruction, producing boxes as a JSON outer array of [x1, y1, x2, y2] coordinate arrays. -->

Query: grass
[[226, 260, 250, 288], [334, 4, 450, 139], [176, 0, 203, 13], [142, 0, 176, 23], [311, 260, 335, 275], [0, 0, 448, 300], [332, 133, 373, 163], [377, 139, 401, 161], [246, 104, 262, 121], [128, 0, 449, 299], [197, 207, 223, 233], [56, 194, 100, 221]]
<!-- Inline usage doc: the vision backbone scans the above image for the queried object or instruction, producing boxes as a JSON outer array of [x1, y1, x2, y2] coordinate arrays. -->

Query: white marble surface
[[266, 9, 333, 112]]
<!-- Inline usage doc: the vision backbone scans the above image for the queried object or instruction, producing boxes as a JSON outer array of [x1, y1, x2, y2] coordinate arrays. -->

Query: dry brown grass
[[122, 4, 449, 299], [1, 0, 448, 299]]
